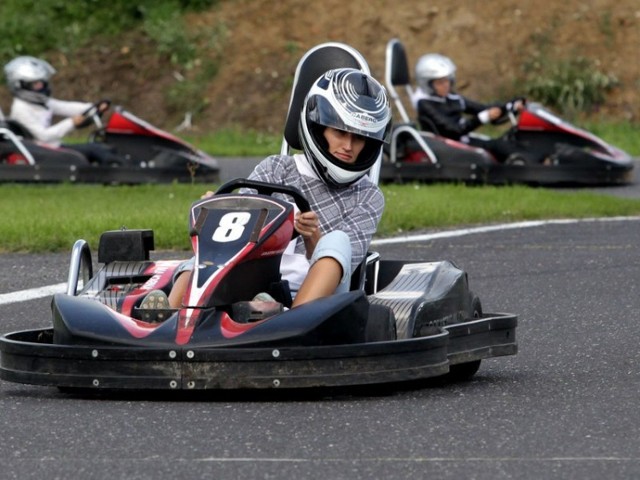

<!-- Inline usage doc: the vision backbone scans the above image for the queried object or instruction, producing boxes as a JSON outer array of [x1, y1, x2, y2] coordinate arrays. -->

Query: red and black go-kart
[[0, 177, 517, 391], [0, 104, 219, 184], [0, 42, 516, 392], [380, 38, 635, 186]]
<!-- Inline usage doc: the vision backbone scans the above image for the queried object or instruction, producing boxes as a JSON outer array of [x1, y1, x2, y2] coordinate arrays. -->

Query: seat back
[[0, 108, 36, 164], [280, 42, 384, 183], [384, 38, 415, 124], [0, 121, 37, 165], [4, 119, 34, 139], [384, 39, 438, 164]]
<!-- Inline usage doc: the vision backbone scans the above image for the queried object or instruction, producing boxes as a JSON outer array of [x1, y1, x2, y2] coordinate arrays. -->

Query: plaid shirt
[[248, 154, 384, 271]]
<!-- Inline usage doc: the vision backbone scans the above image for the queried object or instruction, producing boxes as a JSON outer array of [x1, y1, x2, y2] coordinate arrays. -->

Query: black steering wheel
[[215, 178, 311, 213], [215, 178, 311, 241], [78, 99, 111, 129], [504, 97, 526, 127]]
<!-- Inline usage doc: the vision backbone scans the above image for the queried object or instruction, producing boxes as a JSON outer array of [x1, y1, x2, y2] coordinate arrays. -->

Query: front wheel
[[443, 294, 483, 382], [445, 359, 482, 381]]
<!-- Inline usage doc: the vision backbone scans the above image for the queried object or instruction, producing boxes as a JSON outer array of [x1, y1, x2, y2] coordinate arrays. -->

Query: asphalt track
[[1, 207, 640, 479]]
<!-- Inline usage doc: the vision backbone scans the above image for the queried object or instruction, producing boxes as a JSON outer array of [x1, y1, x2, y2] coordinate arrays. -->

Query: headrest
[[283, 43, 370, 151], [386, 39, 410, 86]]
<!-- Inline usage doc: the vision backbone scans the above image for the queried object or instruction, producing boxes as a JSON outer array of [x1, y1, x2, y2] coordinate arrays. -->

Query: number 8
[[212, 212, 251, 242]]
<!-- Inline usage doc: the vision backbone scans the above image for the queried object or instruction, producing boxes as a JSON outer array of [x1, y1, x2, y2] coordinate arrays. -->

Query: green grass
[[2, 182, 640, 253], [381, 183, 640, 235], [182, 129, 283, 157]]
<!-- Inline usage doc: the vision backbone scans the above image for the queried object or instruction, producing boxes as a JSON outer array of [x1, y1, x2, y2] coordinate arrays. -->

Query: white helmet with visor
[[298, 68, 392, 188]]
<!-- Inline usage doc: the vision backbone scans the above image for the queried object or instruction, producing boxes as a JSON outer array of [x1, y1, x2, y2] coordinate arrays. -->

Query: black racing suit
[[414, 92, 541, 164]]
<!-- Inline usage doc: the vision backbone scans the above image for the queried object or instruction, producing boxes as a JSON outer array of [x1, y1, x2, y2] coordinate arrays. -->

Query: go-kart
[[0, 103, 219, 184], [0, 42, 517, 392], [379, 38, 635, 186], [0, 178, 517, 390]]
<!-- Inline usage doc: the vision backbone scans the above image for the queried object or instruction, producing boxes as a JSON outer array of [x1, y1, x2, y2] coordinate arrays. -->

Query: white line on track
[[2, 216, 639, 306], [0, 282, 66, 306], [371, 216, 640, 245], [189, 455, 637, 462]]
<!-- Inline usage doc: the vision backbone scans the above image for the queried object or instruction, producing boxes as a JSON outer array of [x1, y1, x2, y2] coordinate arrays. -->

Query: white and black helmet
[[4, 56, 56, 104], [298, 68, 392, 188], [415, 53, 456, 95]]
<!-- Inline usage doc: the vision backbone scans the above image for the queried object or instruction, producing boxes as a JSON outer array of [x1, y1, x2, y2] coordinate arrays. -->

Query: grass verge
[[2, 182, 640, 253]]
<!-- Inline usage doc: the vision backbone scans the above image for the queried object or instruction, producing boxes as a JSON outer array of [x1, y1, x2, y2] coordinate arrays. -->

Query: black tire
[[365, 304, 397, 342], [505, 153, 527, 166], [445, 359, 482, 381], [470, 294, 482, 319], [443, 294, 483, 382]]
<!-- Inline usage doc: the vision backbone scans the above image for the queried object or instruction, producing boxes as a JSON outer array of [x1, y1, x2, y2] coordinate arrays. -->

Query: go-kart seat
[[279, 41, 387, 182], [0, 119, 37, 165], [384, 38, 438, 164], [350, 251, 381, 292], [3, 119, 34, 139], [349, 251, 397, 342], [281, 42, 370, 153], [384, 38, 416, 126]]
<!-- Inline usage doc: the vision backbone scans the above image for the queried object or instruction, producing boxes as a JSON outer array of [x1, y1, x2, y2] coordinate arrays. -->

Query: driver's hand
[[72, 114, 88, 128], [507, 97, 526, 113], [97, 99, 111, 113], [200, 190, 215, 199], [488, 106, 503, 121], [513, 99, 525, 112], [294, 211, 319, 239]]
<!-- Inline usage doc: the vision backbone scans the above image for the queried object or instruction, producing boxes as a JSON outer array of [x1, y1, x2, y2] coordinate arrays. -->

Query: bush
[[518, 56, 618, 115], [0, 0, 217, 63]]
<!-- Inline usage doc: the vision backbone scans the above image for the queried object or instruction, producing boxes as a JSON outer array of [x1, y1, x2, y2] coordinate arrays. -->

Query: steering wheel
[[78, 99, 111, 129], [215, 178, 311, 213], [505, 98, 526, 127], [215, 178, 311, 240]]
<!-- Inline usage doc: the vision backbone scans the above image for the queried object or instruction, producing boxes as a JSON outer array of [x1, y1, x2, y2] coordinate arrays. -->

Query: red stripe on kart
[[220, 312, 265, 338], [112, 310, 162, 338]]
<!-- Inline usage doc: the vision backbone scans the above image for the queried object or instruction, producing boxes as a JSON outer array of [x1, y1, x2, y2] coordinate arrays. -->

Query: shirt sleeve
[[329, 184, 384, 271], [9, 99, 76, 145], [247, 155, 280, 183], [47, 98, 93, 118], [417, 98, 482, 139]]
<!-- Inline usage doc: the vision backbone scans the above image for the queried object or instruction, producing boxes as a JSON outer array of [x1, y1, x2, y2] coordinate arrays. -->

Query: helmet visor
[[309, 95, 391, 143], [307, 69, 392, 143]]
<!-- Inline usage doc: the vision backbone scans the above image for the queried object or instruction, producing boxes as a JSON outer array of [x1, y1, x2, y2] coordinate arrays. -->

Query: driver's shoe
[[505, 153, 527, 166], [252, 292, 277, 302], [138, 290, 172, 323], [232, 292, 283, 323]]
